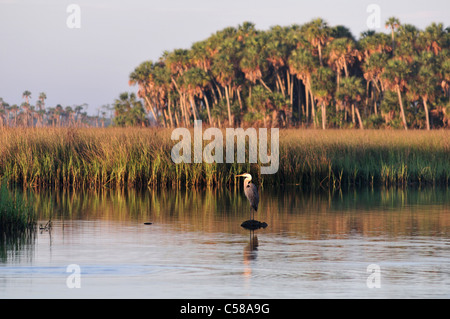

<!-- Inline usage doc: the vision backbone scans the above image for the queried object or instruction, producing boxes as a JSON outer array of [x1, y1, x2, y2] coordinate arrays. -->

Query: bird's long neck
[[244, 177, 252, 186]]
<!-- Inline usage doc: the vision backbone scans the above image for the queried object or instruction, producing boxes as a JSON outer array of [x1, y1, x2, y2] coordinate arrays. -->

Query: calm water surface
[[1, 186, 449, 298]]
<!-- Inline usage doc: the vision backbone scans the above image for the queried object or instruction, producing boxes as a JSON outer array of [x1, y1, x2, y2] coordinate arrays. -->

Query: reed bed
[[0, 127, 448, 190]]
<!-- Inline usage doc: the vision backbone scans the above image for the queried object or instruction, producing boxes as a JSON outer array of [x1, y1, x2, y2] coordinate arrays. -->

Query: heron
[[236, 173, 259, 221]]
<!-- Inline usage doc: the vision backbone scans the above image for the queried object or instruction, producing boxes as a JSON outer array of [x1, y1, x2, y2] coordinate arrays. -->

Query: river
[[1, 186, 449, 298]]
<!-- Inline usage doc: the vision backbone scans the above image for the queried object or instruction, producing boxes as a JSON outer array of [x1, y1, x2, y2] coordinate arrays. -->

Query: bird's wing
[[244, 183, 259, 211]]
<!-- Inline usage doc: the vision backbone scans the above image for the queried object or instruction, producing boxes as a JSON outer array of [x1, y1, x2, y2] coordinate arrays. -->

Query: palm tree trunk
[[318, 43, 323, 66], [167, 98, 174, 128], [289, 74, 294, 106], [162, 109, 168, 128], [203, 95, 212, 126], [276, 73, 285, 97], [354, 104, 364, 129], [225, 85, 233, 126], [259, 78, 273, 93], [321, 102, 326, 129], [298, 80, 304, 122], [391, 30, 395, 52], [309, 86, 316, 128], [212, 80, 223, 100], [305, 83, 309, 121], [184, 96, 191, 125], [344, 62, 348, 78], [336, 71, 340, 93], [189, 95, 198, 122], [180, 96, 188, 126], [365, 81, 370, 114], [144, 96, 159, 126], [396, 87, 408, 130], [174, 106, 180, 127], [423, 97, 430, 130], [236, 88, 243, 111], [352, 104, 355, 124]]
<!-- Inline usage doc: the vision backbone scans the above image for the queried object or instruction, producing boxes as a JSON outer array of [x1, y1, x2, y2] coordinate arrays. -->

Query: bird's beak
[[235, 174, 244, 177]]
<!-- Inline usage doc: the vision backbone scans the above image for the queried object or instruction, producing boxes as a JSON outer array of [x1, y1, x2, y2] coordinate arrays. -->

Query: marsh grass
[[0, 127, 448, 190]]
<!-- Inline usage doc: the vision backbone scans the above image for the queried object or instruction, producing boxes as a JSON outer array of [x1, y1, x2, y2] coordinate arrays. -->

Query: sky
[[0, 0, 449, 115]]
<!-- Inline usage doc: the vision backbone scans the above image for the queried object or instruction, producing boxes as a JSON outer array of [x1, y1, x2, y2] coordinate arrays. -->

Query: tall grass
[[272, 129, 450, 189], [0, 127, 448, 190]]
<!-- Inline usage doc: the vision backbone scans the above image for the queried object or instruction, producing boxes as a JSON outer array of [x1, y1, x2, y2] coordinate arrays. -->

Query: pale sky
[[0, 0, 448, 115]]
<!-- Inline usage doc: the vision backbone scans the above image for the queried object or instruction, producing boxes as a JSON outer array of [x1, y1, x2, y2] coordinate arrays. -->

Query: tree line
[[125, 17, 449, 129], [0, 91, 111, 128]]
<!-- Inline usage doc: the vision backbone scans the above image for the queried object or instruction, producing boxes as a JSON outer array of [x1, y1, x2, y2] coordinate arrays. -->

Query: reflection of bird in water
[[244, 231, 259, 257], [236, 173, 259, 221], [243, 230, 258, 280]]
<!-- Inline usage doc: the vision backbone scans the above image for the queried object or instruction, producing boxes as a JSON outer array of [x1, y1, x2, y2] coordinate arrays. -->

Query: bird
[[236, 173, 259, 221]]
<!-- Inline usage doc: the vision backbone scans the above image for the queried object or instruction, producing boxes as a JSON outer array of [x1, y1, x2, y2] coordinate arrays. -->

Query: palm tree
[[310, 66, 335, 129], [420, 22, 447, 55], [239, 35, 271, 92], [211, 53, 235, 126], [72, 105, 82, 126], [265, 25, 295, 100], [38, 92, 47, 111], [413, 67, 436, 130], [129, 61, 159, 126], [180, 67, 210, 124], [113, 92, 148, 127], [190, 40, 212, 72], [336, 76, 365, 129], [381, 59, 410, 130], [164, 49, 196, 126], [65, 106, 75, 126], [359, 32, 392, 59], [21, 90, 32, 126], [10, 104, 19, 127], [437, 50, 450, 102], [288, 48, 319, 126], [408, 53, 440, 130], [126, 19, 449, 130], [22, 90, 31, 105], [21, 102, 30, 127], [55, 104, 64, 127], [327, 37, 361, 88], [36, 109, 46, 127], [303, 18, 332, 67], [362, 52, 389, 114], [385, 17, 400, 52], [152, 63, 174, 127], [395, 24, 420, 62]]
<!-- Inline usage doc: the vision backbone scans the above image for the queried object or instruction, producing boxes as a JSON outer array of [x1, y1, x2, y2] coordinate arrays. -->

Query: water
[[1, 186, 449, 298]]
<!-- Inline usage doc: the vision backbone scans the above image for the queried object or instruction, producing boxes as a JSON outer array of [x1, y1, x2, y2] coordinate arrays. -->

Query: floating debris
[[39, 220, 52, 231], [144, 222, 153, 225]]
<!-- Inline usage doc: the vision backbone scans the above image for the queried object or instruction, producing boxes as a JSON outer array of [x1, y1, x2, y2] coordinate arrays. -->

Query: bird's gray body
[[244, 179, 259, 212], [237, 173, 260, 220]]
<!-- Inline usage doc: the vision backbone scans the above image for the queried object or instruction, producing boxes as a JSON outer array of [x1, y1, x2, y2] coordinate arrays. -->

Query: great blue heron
[[236, 173, 259, 221]]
